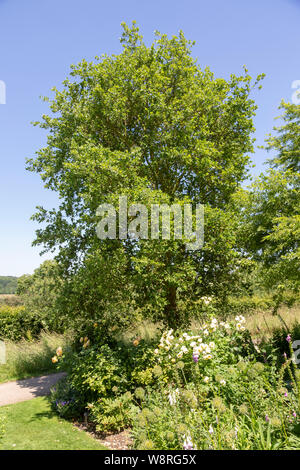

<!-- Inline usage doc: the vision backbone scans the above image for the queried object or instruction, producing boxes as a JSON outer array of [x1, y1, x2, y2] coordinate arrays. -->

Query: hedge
[[0, 306, 43, 341]]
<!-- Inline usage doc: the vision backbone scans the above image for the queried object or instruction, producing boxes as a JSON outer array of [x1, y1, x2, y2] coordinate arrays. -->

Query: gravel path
[[0, 372, 66, 407]]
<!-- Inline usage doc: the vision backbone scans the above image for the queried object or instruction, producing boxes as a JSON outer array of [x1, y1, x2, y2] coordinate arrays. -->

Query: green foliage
[[59, 343, 130, 403], [132, 377, 300, 450], [27, 22, 264, 327], [267, 322, 300, 365], [130, 323, 300, 450], [266, 100, 300, 173], [234, 102, 300, 304], [49, 377, 85, 419], [88, 392, 138, 433], [50, 315, 300, 448], [227, 294, 276, 314], [0, 277, 18, 294], [0, 306, 43, 341], [17, 260, 66, 332], [54, 248, 142, 335], [0, 332, 73, 383]]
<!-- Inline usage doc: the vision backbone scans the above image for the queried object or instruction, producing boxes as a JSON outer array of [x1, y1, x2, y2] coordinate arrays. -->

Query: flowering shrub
[[152, 316, 257, 386], [50, 316, 300, 448], [49, 376, 85, 419], [131, 375, 300, 450], [130, 318, 300, 449]]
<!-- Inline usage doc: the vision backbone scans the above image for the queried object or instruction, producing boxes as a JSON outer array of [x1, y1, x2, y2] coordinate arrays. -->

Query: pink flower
[[286, 334, 292, 343]]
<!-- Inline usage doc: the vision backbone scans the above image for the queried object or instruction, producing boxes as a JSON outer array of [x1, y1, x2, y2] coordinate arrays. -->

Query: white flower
[[209, 425, 214, 434], [203, 354, 212, 360], [236, 323, 245, 332], [203, 376, 210, 383], [154, 349, 159, 354], [183, 433, 197, 450], [168, 388, 179, 405], [235, 315, 245, 324], [220, 379, 226, 385]]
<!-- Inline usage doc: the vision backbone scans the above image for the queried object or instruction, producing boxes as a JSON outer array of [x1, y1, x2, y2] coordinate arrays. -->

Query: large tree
[[236, 101, 300, 307], [27, 23, 263, 327]]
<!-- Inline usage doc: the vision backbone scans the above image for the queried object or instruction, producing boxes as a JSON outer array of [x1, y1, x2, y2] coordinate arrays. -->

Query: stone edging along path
[[0, 372, 66, 407]]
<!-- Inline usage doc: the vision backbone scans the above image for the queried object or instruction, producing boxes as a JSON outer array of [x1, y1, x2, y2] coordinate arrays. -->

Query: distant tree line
[[0, 276, 18, 294]]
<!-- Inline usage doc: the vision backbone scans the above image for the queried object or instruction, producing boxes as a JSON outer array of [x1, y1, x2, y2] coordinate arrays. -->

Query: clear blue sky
[[0, 0, 299, 276]]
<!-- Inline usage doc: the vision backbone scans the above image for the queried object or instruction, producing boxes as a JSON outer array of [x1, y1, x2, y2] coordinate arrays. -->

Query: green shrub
[[131, 378, 300, 450], [227, 295, 275, 314], [49, 377, 85, 419], [0, 306, 43, 341], [88, 392, 138, 433], [130, 320, 300, 450], [17, 261, 66, 333], [57, 343, 130, 403], [51, 315, 300, 448], [227, 292, 300, 316], [266, 322, 300, 368]]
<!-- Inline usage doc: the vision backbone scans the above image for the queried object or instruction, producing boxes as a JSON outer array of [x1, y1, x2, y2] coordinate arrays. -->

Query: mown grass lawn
[[0, 397, 107, 450]]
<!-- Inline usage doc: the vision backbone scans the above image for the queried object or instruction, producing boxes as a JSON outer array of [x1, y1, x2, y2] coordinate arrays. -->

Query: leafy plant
[[27, 22, 264, 328]]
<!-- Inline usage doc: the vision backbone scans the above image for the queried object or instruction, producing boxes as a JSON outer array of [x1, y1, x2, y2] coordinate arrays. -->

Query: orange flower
[[52, 356, 58, 364], [133, 339, 139, 347]]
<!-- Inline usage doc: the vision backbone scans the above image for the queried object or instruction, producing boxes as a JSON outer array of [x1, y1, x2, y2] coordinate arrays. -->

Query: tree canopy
[[27, 23, 264, 327], [236, 101, 300, 306]]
